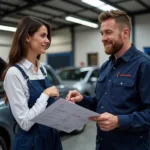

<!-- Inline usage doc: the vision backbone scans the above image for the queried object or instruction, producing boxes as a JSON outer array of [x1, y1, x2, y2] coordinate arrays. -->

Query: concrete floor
[[61, 121, 96, 150]]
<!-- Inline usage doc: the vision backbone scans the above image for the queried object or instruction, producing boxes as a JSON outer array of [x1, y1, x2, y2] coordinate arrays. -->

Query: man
[[66, 10, 150, 150]]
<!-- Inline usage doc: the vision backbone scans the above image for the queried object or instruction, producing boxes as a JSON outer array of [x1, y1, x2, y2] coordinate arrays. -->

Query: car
[[57, 66, 99, 97], [41, 65, 86, 133], [0, 84, 15, 150], [0, 64, 85, 150], [44, 64, 73, 99]]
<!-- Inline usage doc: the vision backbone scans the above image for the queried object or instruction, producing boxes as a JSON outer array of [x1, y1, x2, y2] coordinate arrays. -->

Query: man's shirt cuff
[[117, 115, 130, 129]]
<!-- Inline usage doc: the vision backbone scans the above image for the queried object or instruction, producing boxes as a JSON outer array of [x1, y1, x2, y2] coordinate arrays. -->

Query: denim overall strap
[[14, 64, 46, 80], [13, 64, 29, 80], [40, 66, 47, 76]]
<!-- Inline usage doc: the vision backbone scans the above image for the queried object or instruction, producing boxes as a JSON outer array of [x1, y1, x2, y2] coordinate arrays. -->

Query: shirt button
[[140, 136, 143, 138], [105, 92, 107, 95], [101, 106, 104, 108], [108, 80, 111, 82], [100, 138, 103, 140], [113, 67, 115, 70], [120, 82, 123, 85]]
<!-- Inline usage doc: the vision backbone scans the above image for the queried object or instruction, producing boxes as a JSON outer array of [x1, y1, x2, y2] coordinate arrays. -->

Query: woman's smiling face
[[26, 25, 50, 56]]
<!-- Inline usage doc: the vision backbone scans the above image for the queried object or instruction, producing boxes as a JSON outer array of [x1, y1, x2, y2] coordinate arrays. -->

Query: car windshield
[[58, 68, 88, 81], [0, 81, 4, 98]]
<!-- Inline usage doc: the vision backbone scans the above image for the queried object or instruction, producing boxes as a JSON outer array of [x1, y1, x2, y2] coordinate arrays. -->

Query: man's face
[[100, 18, 124, 55]]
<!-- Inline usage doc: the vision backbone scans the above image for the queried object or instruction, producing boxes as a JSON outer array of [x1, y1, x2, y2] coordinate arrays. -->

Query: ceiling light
[[82, 0, 105, 7], [0, 25, 16, 32], [81, 0, 118, 11], [99, 4, 117, 11], [65, 16, 98, 28]]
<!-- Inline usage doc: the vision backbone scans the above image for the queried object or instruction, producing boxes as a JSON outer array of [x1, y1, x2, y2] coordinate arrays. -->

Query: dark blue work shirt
[[83, 45, 150, 150]]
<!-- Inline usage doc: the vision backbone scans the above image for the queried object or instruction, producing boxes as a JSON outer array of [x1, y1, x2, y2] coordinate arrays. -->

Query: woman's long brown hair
[[2, 16, 51, 103]]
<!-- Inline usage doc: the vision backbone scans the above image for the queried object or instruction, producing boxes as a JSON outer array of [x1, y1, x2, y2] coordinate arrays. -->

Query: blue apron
[[12, 64, 62, 150]]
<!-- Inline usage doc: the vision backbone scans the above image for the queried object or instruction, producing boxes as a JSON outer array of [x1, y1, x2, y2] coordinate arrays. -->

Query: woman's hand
[[44, 86, 59, 98]]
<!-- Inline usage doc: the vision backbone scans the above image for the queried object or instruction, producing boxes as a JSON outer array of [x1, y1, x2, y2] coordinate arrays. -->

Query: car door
[[0, 81, 15, 150], [88, 68, 99, 96]]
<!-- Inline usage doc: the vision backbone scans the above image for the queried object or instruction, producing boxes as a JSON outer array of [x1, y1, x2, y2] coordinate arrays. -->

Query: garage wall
[[0, 31, 13, 61], [0, 13, 150, 66], [40, 28, 71, 63], [75, 28, 108, 67], [47, 28, 71, 54], [75, 13, 150, 67], [135, 14, 150, 51], [0, 28, 71, 63]]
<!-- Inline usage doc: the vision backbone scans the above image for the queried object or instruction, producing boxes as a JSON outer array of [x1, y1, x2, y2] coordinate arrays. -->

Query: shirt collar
[[20, 59, 41, 70], [109, 44, 136, 62]]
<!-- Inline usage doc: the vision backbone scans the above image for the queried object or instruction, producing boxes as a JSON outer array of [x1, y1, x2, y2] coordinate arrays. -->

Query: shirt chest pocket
[[111, 78, 135, 107], [113, 78, 134, 87], [96, 75, 106, 100]]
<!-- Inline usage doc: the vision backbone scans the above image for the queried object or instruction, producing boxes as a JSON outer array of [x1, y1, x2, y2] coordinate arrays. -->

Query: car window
[[58, 69, 88, 81], [46, 69, 60, 86], [0, 81, 4, 98], [91, 69, 99, 78]]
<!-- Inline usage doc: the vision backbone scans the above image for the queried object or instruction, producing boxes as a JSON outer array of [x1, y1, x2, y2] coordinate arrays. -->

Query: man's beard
[[104, 39, 124, 55]]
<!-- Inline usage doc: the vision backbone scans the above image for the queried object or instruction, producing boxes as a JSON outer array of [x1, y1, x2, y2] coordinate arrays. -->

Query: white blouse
[[4, 59, 49, 131]]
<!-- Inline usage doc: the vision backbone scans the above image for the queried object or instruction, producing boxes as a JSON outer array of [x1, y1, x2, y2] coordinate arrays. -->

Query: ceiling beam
[[131, 9, 150, 15], [61, 0, 101, 14], [110, 0, 131, 4], [27, 9, 71, 26], [102, 0, 130, 12], [18, 12, 66, 26], [136, 0, 150, 10], [0, 0, 52, 20], [0, 20, 17, 27], [42, 4, 97, 23], [0, 1, 17, 7], [29, 8, 58, 19]]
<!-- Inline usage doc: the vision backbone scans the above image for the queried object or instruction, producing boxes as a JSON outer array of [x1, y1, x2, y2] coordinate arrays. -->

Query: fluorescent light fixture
[[65, 16, 98, 28], [82, 0, 105, 8], [100, 4, 117, 11], [81, 0, 118, 11], [0, 25, 16, 32]]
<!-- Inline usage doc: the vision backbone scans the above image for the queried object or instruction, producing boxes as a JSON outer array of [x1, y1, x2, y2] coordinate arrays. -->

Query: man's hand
[[66, 90, 83, 103], [89, 112, 119, 131]]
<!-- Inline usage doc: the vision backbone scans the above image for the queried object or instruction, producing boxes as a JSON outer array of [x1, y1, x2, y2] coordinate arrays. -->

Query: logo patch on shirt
[[117, 72, 132, 78], [119, 74, 132, 77]]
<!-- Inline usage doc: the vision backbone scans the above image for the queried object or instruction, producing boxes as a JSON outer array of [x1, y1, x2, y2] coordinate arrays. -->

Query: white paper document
[[31, 98, 99, 133]]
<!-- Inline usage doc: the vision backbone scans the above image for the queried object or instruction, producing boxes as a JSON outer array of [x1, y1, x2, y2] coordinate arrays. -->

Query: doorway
[[87, 53, 98, 66]]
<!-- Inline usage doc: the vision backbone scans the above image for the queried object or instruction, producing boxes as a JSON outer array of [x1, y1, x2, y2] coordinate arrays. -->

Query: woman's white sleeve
[[4, 68, 49, 131]]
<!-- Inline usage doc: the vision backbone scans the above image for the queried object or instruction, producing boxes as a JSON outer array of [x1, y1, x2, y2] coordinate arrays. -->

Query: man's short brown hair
[[98, 10, 132, 31]]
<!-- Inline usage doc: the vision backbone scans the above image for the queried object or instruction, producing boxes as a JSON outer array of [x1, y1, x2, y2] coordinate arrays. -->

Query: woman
[[3, 16, 62, 150]]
